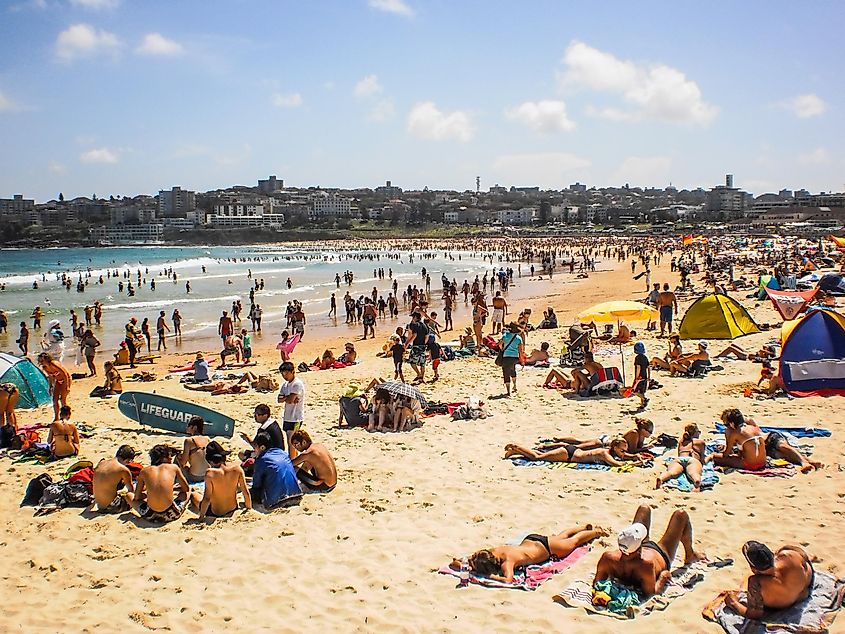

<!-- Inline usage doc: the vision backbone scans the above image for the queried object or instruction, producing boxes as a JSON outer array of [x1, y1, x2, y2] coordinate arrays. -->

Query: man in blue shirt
[[250, 432, 302, 509]]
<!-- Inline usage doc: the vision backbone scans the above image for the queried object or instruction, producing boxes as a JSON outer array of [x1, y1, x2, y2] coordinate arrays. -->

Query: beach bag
[[0, 424, 15, 448], [22, 474, 53, 506], [12, 430, 41, 451], [297, 362, 310, 373], [67, 467, 95, 493]]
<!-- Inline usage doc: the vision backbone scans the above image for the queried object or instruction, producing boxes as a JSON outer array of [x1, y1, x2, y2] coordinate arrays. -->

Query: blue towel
[[714, 423, 831, 438], [661, 456, 720, 492]]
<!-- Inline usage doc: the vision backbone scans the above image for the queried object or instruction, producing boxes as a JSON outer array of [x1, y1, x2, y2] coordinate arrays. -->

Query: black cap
[[743, 541, 774, 570]]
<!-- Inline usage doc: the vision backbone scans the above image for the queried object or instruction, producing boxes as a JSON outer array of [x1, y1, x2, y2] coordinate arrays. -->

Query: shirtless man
[[134, 445, 194, 524], [712, 408, 767, 471], [571, 351, 603, 393], [290, 430, 337, 492], [523, 342, 551, 366], [178, 416, 210, 484], [450, 524, 608, 583], [725, 542, 815, 619], [47, 405, 80, 458], [491, 291, 507, 335], [656, 283, 678, 336], [93, 445, 137, 514], [195, 441, 251, 519], [594, 504, 706, 596]]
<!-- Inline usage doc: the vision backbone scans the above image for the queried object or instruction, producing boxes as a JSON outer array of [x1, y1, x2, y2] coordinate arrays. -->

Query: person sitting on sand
[[240, 404, 285, 455], [504, 437, 643, 467], [113, 342, 130, 366], [608, 323, 634, 344], [314, 349, 336, 370], [712, 408, 767, 471], [178, 415, 210, 484], [716, 343, 777, 361], [134, 445, 193, 524], [542, 368, 574, 389], [90, 361, 122, 398], [338, 342, 357, 364], [392, 394, 421, 432], [537, 307, 558, 330], [450, 525, 608, 583], [193, 352, 210, 383], [651, 334, 683, 370], [523, 342, 551, 366], [47, 405, 80, 458], [724, 542, 816, 618], [195, 441, 252, 519], [367, 388, 394, 432], [669, 341, 710, 375], [290, 430, 337, 492], [250, 431, 302, 509], [570, 351, 604, 393], [594, 504, 706, 596], [655, 423, 712, 491], [93, 445, 137, 514]]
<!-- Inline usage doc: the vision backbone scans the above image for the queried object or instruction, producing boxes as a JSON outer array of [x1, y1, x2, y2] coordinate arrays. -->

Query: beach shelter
[[0, 352, 50, 409], [818, 273, 845, 296], [779, 309, 845, 396], [678, 293, 760, 340], [829, 235, 845, 249], [576, 301, 658, 324], [755, 274, 780, 299], [764, 287, 817, 320]]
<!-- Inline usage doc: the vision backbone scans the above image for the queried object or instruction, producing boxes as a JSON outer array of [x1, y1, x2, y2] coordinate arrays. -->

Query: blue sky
[[0, 0, 842, 201]]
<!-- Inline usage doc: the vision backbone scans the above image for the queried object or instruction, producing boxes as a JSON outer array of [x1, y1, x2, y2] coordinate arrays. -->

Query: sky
[[0, 0, 843, 202]]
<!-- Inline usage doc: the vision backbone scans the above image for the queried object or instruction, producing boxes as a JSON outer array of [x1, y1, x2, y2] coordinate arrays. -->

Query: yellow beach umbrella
[[577, 300, 658, 323]]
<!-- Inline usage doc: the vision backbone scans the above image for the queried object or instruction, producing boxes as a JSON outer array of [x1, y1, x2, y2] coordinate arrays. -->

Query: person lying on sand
[[195, 441, 251, 519], [725, 542, 816, 619], [47, 405, 80, 458], [314, 349, 336, 370], [716, 343, 777, 361], [753, 421, 822, 473], [594, 504, 706, 596], [93, 444, 137, 514], [623, 417, 655, 453], [541, 418, 654, 457], [655, 423, 712, 491], [504, 437, 643, 467], [712, 408, 767, 471], [522, 342, 551, 366], [134, 445, 192, 524], [542, 368, 574, 389], [450, 525, 608, 583], [290, 430, 337, 492]]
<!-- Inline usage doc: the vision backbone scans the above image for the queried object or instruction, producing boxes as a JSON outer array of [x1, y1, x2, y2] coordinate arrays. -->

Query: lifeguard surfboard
[[117, 391, 235, 438]]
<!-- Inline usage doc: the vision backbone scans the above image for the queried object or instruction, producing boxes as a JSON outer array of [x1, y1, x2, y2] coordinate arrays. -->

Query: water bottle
[[459, 558, 470, 587]]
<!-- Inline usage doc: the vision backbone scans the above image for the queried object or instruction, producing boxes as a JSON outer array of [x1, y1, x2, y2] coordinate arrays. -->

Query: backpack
[[297, 362, 310, 373], [22, 473, 53, 506], [67, 467, 95, 493], [0, 424, 16, 449], [12, 430, 41, 451]]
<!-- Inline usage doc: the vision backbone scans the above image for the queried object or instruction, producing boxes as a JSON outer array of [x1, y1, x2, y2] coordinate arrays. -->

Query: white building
[[208, 200, 284, 228], [158, 187, 196, 216], [498, 207, 536, 225], [91, 223, 164, 243], [309, 192, 355, 219]]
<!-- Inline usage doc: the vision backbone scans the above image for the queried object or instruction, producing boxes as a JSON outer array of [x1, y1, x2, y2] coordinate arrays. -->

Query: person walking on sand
[[156, 311, 170, 351], [171, 309, 182, 338], [81, 329, 100, 377], [630, 341, 650, 409]]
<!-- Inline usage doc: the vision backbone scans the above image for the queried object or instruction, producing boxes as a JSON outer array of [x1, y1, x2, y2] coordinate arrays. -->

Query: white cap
[[617, 523, 647, 554], [49, 319, 60, 327]]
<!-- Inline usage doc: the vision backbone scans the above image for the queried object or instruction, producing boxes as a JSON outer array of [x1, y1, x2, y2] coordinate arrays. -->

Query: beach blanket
[[702, 570, 845, 634], [438, 546, 589, 591], [508, 457, 642, 473], [717, 458, 795, 478], [307, 361, 358, 371], [714, 423, 831, 438], [661, 456, 721, 492], [555, 558, 731, 619]]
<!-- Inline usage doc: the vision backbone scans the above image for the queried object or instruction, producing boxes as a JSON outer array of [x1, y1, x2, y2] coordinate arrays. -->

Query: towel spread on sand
[[702, 570, 845, 634], [438, 546, 588, 591], [555, 559, 730, 619], [714, 423, 831, 438], [717, 458, 795, 478], [508, 457, 640, 473], [661, 456, 721, 492]]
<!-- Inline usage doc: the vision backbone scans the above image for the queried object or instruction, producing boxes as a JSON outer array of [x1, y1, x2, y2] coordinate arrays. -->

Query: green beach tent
[[678, 293, 760, 340]]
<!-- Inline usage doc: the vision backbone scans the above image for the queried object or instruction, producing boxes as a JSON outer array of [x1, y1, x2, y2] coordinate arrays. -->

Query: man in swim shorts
[[93, 445, 137, 514], [491, 291, 507, 335], [594, 504, 705, 596], [656, 283, 678, 336], [196, 441, 251, 519], [290, 430, 337, 492], [134, 445, 194, 524]]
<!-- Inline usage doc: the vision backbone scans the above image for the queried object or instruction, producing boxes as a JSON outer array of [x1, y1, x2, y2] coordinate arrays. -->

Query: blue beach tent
[[818, 273, 845, 296], [0, 352, 51, 409], [779, 309, 845, 397]]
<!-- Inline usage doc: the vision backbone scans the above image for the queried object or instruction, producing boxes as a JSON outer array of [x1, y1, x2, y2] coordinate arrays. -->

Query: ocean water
[[0, 245, 498, 354]]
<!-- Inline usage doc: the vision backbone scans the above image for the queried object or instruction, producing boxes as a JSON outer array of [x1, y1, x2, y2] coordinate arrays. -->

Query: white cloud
[[0, 91, 19, 112], [780, 94, 827, 119], [492, 152, 591, 188], [798, 147, 830, 165], [407, 101, 474, 142], [368, 99, 395, 122], [559, 41, 718, 125], [354, 74, 382, 98], [55, 23, 120, 62], [506, 100, 575, 133], [48, 160, 67, 174], [79, 147, 119, 164], [136, 33, 183, 57], [368, 0, 414, 17], [611, 156, 672, 186], [70, 0, 120, 9], [272, 92, 303, 108]]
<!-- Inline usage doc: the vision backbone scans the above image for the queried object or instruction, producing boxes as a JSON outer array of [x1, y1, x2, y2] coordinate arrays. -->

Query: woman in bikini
[[542, 368, 574, 389], [47, 405, 80, 458], [655, 423, 711, 491], [0, 383, 20, 432], [367, 388, 394, 432], [712, 408, 767, 471], [450, 525, 608, 583], [651, 334, 683, 370], [504, 438, 643, 467], [540, 418, 653, 457], [622, 417, 655, 454], [38, 352, 71, 420]]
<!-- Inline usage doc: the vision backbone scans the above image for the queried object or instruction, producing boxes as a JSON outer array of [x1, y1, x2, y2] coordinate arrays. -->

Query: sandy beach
[[1, 246, 844, 634]]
